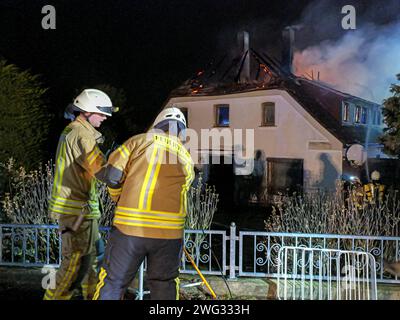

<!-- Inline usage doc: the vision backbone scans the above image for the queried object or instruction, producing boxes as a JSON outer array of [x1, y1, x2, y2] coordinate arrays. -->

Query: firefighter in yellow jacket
[[347, 176, 364, 210], [363, 170, 385, 204], [44, 89, 117, 300], [94, 107, 194, 300]]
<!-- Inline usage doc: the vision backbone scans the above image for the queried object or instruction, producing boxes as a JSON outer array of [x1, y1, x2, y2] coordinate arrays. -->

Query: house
[[162, 31, 390, 205]]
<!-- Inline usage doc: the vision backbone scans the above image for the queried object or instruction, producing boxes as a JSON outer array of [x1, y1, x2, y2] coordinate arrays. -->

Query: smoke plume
[[293, 0, 400, 103]]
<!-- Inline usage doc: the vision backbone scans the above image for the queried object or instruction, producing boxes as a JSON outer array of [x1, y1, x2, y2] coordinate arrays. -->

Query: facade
[[160, 31, 388, 203], [165, 84, 385, 194]]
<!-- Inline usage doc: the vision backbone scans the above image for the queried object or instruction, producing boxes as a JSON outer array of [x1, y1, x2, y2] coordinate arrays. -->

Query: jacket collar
[[148, 129, 181, 142], [75, 116, 103, 142]]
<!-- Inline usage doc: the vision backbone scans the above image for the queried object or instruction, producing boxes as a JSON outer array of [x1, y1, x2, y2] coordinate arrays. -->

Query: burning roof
[[168, 31, 382, 146]]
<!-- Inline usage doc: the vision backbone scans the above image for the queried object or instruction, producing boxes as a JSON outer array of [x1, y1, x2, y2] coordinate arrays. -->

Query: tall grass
[[0, 159, 219, 261], [1, 158, 115, 225], [185, 173, 219, 256], [265, 181, 400, 236], [265, 181, 400, 260]]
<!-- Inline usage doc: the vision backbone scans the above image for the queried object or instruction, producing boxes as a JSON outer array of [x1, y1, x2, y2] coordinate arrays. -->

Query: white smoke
[[293, 21, 400, 104]]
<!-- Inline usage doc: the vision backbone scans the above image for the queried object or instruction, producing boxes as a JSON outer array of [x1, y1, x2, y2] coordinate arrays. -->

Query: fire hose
[[183, 247, 217, 299]]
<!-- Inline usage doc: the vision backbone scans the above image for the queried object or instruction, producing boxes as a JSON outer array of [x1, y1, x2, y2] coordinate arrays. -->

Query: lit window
[[361, 107, 368, 124], [262, 102, 275, 126], [215, 104, 229, 126], [180, 107, 188, 127], [342, 102, 350, 122], [355, 106, 362, 123]]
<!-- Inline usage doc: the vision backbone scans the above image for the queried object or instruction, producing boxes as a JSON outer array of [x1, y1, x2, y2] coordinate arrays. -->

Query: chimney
[[282, 26, 295, 75], [237, 31, 250, 83]]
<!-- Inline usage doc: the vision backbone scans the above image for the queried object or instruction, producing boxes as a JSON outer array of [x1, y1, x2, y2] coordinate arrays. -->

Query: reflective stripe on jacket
[[49, 117, 106, 219], [106, 132, 194, 239], [363, 183, 385, 203]]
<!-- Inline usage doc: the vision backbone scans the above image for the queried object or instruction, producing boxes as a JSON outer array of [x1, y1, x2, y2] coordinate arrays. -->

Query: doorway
[[267, 158, 304, 195]]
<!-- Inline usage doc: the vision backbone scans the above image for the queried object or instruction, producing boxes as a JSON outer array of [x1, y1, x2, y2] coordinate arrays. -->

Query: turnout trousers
[[43, 216, 100, 300], [94, 227, 183, 300]]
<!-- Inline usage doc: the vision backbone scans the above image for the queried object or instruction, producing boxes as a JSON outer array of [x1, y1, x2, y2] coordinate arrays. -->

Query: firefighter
[[348, 177, 364, 210], [94, 107, 194, 300], [44, 89, 117, 300], [363, 170, 386, 204]]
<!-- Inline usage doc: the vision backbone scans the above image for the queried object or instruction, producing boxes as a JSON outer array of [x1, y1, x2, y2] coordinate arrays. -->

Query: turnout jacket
[[106, 132, 194, 239], [363, 182, 385, 204], [49, 117, 106, 219]]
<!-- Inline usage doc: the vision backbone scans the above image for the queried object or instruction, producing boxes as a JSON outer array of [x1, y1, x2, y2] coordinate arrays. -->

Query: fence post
[[229, 222, 236, 279], [138, 261, 144, 300]]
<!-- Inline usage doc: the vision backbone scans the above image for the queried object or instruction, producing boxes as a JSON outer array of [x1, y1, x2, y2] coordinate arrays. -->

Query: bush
[[0, 59, 51, 170], [1, 158, 53, 224], [184, 173, 219, 257], [0, 159, 115, 261], [1, 160, 216, 261], [1, 158, 115, 224], [265, 181, 400, 236], [265, 181, 400, 259]]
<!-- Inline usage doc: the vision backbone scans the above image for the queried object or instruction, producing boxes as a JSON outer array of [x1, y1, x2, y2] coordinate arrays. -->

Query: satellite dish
[[345, 144, 367, 167]]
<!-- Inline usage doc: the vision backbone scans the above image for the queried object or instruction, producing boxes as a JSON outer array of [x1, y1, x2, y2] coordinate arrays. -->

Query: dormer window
[[355, 106, 362, 123], [361, 107, 368, 124], [374, 108, 382, 125], [342, 102, 350, 122], [376, 110, 381, 125]]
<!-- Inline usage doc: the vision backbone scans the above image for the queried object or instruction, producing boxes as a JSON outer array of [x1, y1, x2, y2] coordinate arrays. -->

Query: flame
[[260, 64, 273, 77]]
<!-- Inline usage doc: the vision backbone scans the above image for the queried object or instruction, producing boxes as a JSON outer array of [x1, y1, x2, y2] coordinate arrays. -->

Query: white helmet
[[73, 89, 115, 116], [371, 170, 380, 181], [152, 106, 187, 128], [351, 176, 361, 184]]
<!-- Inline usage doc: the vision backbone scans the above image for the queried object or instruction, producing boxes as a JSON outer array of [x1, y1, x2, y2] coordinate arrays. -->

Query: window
[[267, 158, 303, 194], [262, 102, 275, 126], [215, 104, 229, 126], [342, 102, 350, 122], [376, 109, 381, 125], [179, 107, 188, 127], [361, 107, 368, 124], [372, 108, 381, 125], [355, 106, 362, 123]]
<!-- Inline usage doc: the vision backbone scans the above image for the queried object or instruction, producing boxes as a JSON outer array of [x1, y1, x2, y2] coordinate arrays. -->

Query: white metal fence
[[238, 230, 400, 284], [1, 223, 400, 299], [277, 246, 378, 300]]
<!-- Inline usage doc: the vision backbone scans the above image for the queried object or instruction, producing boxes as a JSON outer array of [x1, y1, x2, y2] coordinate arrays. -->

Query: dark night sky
[[0, 1, 311, 129], [1, 0, 398, 154]]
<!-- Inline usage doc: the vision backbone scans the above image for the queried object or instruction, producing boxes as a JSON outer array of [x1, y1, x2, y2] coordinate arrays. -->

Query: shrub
[[265, 181, 400, 236], [265, 181, 400, 259], [0, 159, 115, 262], [0, 59, 51, 170], [184, 173, 219, 256]]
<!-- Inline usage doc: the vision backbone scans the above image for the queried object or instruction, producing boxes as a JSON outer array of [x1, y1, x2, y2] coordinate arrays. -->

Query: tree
[[381, 74, 400, 158], [0, 59, 51, 169]]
